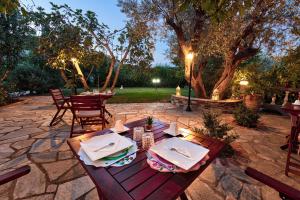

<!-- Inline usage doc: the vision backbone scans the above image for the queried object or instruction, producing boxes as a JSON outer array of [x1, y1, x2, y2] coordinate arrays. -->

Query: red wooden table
[[67, 119, 225, 200], [282, 104, 300, 176]]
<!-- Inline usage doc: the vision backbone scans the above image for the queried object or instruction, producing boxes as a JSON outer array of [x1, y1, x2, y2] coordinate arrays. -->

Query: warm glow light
[[186, 52, 194, 61], [71, 57, 77, 62], [239, 80, 249, 86], [152, 78, 160, 84]]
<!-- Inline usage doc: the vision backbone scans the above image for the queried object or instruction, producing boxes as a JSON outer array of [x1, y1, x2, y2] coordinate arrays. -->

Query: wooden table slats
[[68, 118, 225, 200]]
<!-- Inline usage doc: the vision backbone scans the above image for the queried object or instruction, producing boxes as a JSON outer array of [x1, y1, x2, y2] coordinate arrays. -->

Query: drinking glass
[[142, 132, 155, 150], [93, 89, 99, 94], [133, 127, 144, 142]]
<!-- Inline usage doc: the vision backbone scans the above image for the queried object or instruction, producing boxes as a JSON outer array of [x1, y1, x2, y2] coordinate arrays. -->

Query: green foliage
[[146, 116, 153, 125], [116, 65, 185, 88], [8, 65, 63, 94], [0, 0, 25, 14], [234, 104, 260, 128], [0, 86, 8, 106], [193, 110, 238, 157]]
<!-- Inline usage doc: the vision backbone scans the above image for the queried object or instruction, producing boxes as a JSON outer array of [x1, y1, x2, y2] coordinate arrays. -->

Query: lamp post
[[186, 52, 194, 112], [152, 78, 160, 91]]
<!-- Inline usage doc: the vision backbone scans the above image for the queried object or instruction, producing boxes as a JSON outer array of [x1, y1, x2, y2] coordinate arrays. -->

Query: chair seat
[[77, 110, 102, 118]]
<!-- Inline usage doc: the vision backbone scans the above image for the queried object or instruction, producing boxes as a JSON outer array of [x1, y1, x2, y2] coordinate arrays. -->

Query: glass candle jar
[[142, 132, 155, 150], [133, 126, 144, 141]]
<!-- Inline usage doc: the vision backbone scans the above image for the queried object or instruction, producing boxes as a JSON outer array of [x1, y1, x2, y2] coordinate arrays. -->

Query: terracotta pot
[[244, 94, 262, 111], [145, 125, 152, 131]]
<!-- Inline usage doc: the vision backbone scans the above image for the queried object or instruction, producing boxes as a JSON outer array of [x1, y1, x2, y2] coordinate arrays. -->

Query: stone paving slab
[[0, 96, 299, 200]]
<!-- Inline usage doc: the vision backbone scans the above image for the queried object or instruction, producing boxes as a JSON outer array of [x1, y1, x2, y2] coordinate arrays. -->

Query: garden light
[[152, 78, 160, 84], [176, 86, 181, 96], [186, 52, 194, 62], [239, 80, 249, 86], [186, 51, 194, 112]]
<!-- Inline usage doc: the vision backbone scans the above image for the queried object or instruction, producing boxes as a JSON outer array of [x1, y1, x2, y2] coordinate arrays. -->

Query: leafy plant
[[234, 104, 260, 128], [193, 110, 238, 157], [146, 116, 153, 126], [0, 87, 8, 106]]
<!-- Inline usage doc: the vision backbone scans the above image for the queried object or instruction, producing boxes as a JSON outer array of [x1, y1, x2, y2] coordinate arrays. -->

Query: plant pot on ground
[[244, 94, 263, 112], [145, 116, 153, 131]]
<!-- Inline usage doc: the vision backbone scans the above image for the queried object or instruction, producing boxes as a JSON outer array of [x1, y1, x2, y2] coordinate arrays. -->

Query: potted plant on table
[[145, 116, 153, 131]]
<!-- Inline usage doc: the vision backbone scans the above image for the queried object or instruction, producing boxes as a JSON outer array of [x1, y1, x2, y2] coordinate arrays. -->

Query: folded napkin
[[80, 133, 133, 161], [150, 137, 209, 170], [110, 120, 129, 133]]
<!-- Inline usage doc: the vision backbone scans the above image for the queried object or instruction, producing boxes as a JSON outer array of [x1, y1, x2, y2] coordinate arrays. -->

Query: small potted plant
[[145, 116, 153, 131]]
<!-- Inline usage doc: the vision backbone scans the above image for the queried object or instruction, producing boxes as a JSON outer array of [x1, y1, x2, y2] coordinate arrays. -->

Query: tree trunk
[[71, 59, 89, 91], [59, 69, 68, 83], [186, 61, 207, 98], [100, 58, 115, 92], [110, 63, 122, 91], [110, 46, 131, 91], [213, 65, 236, 99]]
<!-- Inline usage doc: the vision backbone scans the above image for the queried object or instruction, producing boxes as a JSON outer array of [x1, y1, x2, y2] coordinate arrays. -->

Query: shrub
[[0, 87, 8, 106], [194, 110, 238, 157], [234, 104, 260, 128], [8, 65, 63, 94]]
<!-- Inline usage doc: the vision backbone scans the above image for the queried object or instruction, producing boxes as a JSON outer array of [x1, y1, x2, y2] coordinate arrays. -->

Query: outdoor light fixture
[[185, 52, 194, 112], [186, 52, 194, 61], [152, 78, 160, 84], [176, 86, 181, 96], [152, 78, 160, 94], [239, 80, 249, 86]]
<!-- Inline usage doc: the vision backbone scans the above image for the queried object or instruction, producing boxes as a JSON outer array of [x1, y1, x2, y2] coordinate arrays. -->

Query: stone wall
[[171, 95, 242, 113]]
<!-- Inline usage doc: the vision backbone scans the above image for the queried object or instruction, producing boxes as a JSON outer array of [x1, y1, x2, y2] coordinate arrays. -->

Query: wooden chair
[[245, 167, 300, 200], [285, 125, 300, 176], [49, 89, 71, 126], [70, 95, 106, 137], [0, 165, 31, 185]]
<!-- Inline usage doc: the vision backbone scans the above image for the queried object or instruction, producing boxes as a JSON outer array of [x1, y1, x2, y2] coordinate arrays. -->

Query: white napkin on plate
[[150, 137, 209, 170], [80, 133, 133, 161], [110, 120, 129, 133]]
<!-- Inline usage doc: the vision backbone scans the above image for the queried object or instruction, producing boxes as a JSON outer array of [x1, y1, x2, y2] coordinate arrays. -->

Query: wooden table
[[67, 119, 225, 200], [282, 104, 300, 176]]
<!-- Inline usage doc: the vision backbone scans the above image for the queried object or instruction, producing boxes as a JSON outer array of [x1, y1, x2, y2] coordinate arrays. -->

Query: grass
[[62, 87, 193, 103]]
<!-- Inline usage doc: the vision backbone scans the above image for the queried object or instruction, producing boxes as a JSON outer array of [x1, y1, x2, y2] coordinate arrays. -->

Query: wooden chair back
[[0, 165, 31, 185], [245, 167, 300, 200], [50, 89, 66, 109], [70, 95, 104, 112]]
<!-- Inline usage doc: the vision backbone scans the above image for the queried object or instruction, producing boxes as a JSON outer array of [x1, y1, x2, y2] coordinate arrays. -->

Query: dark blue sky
[[23, 0, 169, 66]]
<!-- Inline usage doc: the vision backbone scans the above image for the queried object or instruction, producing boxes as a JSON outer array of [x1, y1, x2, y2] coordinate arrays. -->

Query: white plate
[[79, 139, 138, 167], [80, 133, 133, 161], [149, 137, 209, 170], [292, 103, 300, 106], [110, 126, 130, 134]]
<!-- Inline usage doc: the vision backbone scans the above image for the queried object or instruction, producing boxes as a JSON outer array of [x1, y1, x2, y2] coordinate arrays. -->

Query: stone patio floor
[[0, 96, 300, 200]]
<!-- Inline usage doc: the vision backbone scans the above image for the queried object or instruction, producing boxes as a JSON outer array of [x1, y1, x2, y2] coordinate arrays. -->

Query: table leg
[[180, 192, 188, 200]]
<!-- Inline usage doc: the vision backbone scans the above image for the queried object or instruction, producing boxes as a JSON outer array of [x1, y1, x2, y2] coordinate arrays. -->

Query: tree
[[0, 0, 26, 14], [119, 0, 299, 99], [30, 4, 105, 91], [73, 8, 154, 91], [0, 11, 32, 85]]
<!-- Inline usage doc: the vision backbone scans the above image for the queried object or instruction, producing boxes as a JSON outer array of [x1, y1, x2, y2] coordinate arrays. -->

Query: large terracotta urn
[[244, 94, 262, 111]]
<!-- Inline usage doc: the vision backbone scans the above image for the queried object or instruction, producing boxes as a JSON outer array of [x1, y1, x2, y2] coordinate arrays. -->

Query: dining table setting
[[67, 118, 225, 200]]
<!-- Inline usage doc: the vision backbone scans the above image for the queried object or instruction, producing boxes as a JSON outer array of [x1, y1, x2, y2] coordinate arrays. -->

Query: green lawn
[[63, 87, 192, 103]]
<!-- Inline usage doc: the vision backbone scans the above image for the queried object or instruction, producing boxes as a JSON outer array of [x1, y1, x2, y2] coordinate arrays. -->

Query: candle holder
[[133, 127, 144, 142], [142, 132, 154, 150]]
